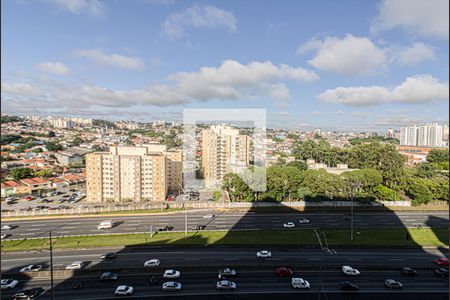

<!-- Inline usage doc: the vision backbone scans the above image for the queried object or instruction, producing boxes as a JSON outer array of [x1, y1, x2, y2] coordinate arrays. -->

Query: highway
[[2, 211, 448, 240], [1, 247, 448, 299]]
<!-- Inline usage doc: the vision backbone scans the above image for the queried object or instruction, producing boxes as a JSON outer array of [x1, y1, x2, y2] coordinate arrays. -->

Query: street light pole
[[185, 210, 188, 236], [351, 191, 354, 241], [49, 231, 54, 300]]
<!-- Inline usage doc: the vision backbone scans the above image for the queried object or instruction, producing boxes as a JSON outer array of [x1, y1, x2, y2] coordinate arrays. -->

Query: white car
[[1, 233, 9, 240], [283, 222, 295, 228], [291, 278, 310, 289], [114, 285, 134, 296], [299, 219, 310, 224], [256, 250, 272, 258], [144, 259, 160, 267], [97, 220, 113, 229], [65, 261, 85, 270], [342, 265, 360, 276], [2, 225, 13, 230], [203, 214, 215, 219], [216, 280, 237, 290], [218, 268, 237, 278], [162, 281, 182, 292], [163, 269, 181, 279], [1, 279, 19, 290], [19, 264, 42, 272]]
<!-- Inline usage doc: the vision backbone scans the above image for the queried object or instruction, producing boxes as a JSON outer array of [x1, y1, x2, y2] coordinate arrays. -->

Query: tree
[[427, 149, 448, 163], [72, 136, 84, 146], [415, 163, 440, 179], [45, 142, 63, 152], [404, 178, 433, 205], [222, 173, 254, 202], [92, 144, 103, 152], [373, 184, 398, 201], [341, 169, 382, 194], [35, 168, 53, 178], [48, 131, 56, 137], [286, 160, 308, 171], [32, 148, 43, 153], [10, 168, 34, 180]]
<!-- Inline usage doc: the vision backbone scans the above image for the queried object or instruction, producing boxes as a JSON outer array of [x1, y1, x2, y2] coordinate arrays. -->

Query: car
[[19, 265, 43, 272], [298, 219, 310, 224], [159, 226, 174, 231], [166, 197, 176, 201], [342, 214, 351, 221], [433, 258, 449, 266], [69, 189, 77, 192], [23, 196, 33, 201], [434, 268, 449, 277], [203, 214, 215, 219], [1, 224, 13, 230], [162, 281, 182, 292], [58, 198, 66, 203], [100, 272, 118, 281], [62, 195, 70, 198], [283, 222, 295, 228], [98, 220, 113, 229], [100, 252, 117, 259], [12, 288, 44, 299], [1, 279, 19, 290], [384, 279, 403, 289], [149, 276, 160, 285], [291, 278, 310, 289], [191, 225, 206, 230], [218, 268, 237, 278], [338, 281, 359, 291], [342, 265, 360, 276], [163, 269, 181, 279], [144, 259, 160, 267], [114, 285, 134, 296], [256, 250, 272, 258], [275, 267, 293, 277], [401, 267, 417, 276], [65, 261, 85, 270], [216, 280, 237, 290], [1, 233, 9, 240], [40, 199, 53, 203]]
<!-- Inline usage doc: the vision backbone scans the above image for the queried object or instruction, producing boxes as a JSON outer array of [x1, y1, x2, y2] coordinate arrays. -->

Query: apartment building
[[400, 123, 444, 147], [201, 125, 251, 187], [85, 145, 182, 203]]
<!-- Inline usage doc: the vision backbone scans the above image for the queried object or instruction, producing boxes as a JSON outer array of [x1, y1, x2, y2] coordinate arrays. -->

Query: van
[[97, 220, 113, 229], [65, 261, 85, 270]]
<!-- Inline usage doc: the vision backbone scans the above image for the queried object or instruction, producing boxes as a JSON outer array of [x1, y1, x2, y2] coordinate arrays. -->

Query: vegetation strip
[[1, 228, 447, 252]]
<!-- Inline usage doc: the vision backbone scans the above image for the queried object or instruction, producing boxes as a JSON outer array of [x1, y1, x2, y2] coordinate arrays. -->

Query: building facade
[[201, 125, 251, 187], [85, 145, 182, 203], [400, 123, 444, 147]]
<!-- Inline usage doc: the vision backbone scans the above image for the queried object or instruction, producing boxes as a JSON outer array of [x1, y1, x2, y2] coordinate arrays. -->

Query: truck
[[97, 220, 113, 229]]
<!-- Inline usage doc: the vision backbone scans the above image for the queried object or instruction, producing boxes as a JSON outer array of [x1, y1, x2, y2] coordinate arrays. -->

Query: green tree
[[405, 178, 433, 205], [72, 136, 84, 146], [10, 168, 34, 180], [45, 142, 63, 152], [35, 168, 53, 178], [341, 169, 382, 194], [32, 148, 43, 153], [372, 184, 399, 201], [48, 131, 56, 137], [222, 173, 254, 202], [286, 160, 308, 171], [426, 149, 448, 163]]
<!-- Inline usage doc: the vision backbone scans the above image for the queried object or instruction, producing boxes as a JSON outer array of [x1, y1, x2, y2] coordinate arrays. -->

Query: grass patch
[[1, 227, 447, 252]]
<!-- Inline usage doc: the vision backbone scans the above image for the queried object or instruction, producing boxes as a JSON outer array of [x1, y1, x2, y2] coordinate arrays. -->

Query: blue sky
[[1, 0, 448, 131]]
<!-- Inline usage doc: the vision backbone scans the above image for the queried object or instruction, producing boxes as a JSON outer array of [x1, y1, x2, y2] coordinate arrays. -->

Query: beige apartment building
[[86, 145, 182, 203], [201, 125, 251, 186]]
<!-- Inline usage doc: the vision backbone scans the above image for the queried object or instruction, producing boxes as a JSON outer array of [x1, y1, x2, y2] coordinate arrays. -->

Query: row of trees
[[223, 142, 448, 205]]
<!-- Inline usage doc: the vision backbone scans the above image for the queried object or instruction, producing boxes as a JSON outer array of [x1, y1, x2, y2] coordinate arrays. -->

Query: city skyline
[[1, 0, 449, 130]]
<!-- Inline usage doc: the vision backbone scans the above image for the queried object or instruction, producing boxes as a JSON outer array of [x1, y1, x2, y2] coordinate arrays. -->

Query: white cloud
[[43, 0, 105, 17], [1, 60, 318, 110], [1, 82, 43, 97], [371, 0, 449, 40], [74, 48, 144, 70], [395, 42, 435, 65], [297, 34, 386, 76], [161, 5, 237, 39], [317, 75, 448, 106], [36, 62, 70, 75]]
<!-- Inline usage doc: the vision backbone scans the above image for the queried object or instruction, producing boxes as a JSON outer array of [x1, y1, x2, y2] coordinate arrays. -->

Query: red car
[[23, 196, 33, 201], [275, 267, 293, 277], [166, 197, 176, 202], [433, 258, 449, 266]]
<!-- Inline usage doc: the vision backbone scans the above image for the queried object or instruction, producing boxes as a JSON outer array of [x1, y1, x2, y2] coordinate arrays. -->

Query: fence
[[1, 199, 423, 218]]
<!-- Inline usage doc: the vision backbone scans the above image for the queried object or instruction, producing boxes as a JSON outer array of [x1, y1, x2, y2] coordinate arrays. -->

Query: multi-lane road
[[1, 247, 448, 299], [2, 210, 448, 240]]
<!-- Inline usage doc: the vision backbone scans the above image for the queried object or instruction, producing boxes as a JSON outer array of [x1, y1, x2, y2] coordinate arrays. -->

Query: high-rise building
[[443, 125, 449, 141], [385, 128, 394, 139], [85, 145, 182, 203], [201, 125, 251, 187], [400, 123, 443, 147]]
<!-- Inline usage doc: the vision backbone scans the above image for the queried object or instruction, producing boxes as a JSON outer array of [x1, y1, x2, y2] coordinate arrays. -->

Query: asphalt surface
[[2, 211, 448, 240], [1, 247, 448, 299]]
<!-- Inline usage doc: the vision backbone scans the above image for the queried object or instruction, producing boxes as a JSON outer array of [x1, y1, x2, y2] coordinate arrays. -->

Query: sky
[[1, 0, 449, 131]]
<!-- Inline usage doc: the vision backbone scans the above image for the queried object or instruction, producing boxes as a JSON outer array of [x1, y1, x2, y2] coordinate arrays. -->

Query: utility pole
[[314, 229, 336, 300], [350, 182, 362, 241], [49, 231, 54, 300], [185, 210, 188, 236]]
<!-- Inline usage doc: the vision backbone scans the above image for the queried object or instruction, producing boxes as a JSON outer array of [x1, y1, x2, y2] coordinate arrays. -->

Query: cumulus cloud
[[43, 0, 105, 17], [394, 42, 435, 65], [297, 34, 386, 76], [36, 62, 70, 75], [371, 0, 449, 40], [161, 5, 237, 39], [317, 75, 448, 106], [2, 60, 318, 110], [74, 48, 144, 70]]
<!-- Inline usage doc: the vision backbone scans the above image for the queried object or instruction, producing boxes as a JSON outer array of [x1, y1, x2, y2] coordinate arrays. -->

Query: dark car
[[69, 189, 77, 192], [100, 252, 117, 259], [338, 281, 359, 291], [275, 267, 293, 277], [385, 279, 403, 289], [401, 267, 417, 276], [63, 195, 70, 198], [100, 272, 118, 281], [159, 226, 174, 231], [149, 276, 160, 285], [12, 288, 44, 299], [342, 214, 351, 221], [191, 225, 206, 230], [435, 268, 449, 277]]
